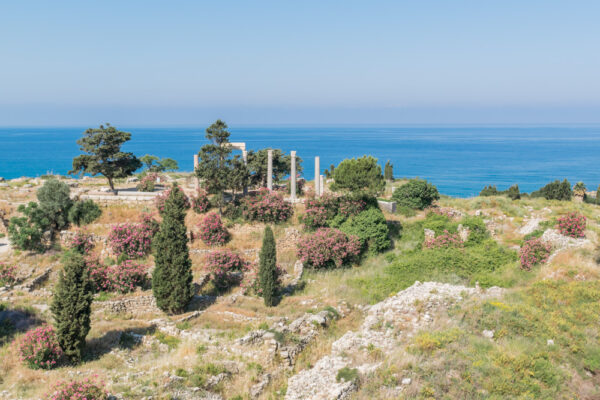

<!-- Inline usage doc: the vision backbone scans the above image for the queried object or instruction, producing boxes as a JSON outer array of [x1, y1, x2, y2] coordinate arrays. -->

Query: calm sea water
[[1, 125, 599, 197]]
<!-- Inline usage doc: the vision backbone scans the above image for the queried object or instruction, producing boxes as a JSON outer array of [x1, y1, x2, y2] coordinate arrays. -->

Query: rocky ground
[[1, 176, 600, 399]]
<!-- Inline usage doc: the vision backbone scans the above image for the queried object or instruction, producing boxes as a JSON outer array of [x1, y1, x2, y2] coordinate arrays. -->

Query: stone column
[[242, 150, 248, 196], [193, 154, 199, 190], [267, 149, 273, 190], [290, 151, 297, 200], [320, 174, 324, 195], [315, 156, 320, 196]]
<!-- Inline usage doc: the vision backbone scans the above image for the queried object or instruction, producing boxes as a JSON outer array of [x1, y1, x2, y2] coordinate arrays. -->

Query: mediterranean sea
[[1, 125, 599, 197]]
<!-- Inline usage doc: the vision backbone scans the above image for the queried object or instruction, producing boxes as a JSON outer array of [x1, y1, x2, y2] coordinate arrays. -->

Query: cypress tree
[[51, 251, 93, 362], [259, 226, 278, 307], [384, 160, 394, 181], [152, 183, 194, 314]]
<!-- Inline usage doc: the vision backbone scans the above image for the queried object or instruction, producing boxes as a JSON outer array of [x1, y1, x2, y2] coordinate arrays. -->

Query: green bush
[[531, 179, 572, 201], [422, 212, 458, 235], [392, 178, 440, 210], [479, 184, 520, 200], [479, 185, 499, 196], [68, 200, 102, 226], [331, 156, 385, 195], [339, 208, 390, 255], [460, 216, 489, 245]]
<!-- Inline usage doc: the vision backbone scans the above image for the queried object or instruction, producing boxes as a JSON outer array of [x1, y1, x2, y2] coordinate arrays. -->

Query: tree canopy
[[247, 149, 303, 188], [140, 154, 179, 172], [331, 156, 385, 195], [70, 124, 141, 194]]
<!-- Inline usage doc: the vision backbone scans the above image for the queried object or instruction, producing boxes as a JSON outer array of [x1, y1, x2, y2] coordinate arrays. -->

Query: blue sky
[[1, 1, 599, 125]]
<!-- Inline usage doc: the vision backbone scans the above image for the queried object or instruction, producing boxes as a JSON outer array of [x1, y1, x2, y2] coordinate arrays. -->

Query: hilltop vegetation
[[1, 126, 600, 399]]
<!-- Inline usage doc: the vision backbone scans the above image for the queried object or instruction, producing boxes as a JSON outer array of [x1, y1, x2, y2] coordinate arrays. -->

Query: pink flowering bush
[[46, 377, 108, 400], [338, 196, 366, 217], [18, 325, 63, 370], [137, 173, 159, 192], [243, 189, 293, 223], [240, 262, 284, 295], [198, 213, 229, 246], [557, 212, 586, 238], [205, 250, 248, 289], [108, 214, 158, 258], [423, 230, 463, 249], [519, 238, 552, 270], [302, 195, 366, 228], [191, 189, 210, 214], [155, 186, 190, 214], [67, 230, 94, 254], [302, 204, 329, 228], [89, 260, 149, 293], [296, 228, 361, 269], [0, 262, 17, 286]]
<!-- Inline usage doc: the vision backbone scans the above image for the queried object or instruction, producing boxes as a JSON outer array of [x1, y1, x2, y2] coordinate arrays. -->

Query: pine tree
[[258, 226, 278, 307], [51, 251, 93, 362], [152, 183, 194, 314]]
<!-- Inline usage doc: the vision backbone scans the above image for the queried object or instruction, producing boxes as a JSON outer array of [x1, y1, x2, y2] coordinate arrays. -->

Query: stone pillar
[[193, 154, 199, 190], [242, 150, 248, 196], [315, 156, 320, 196], [320, 174, 324, 195], [290, 151, 297, 200], [267, 149, 273, 190]]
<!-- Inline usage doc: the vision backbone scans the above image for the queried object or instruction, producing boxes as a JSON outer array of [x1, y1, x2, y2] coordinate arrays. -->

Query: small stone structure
[[377, 200, 397, 213]]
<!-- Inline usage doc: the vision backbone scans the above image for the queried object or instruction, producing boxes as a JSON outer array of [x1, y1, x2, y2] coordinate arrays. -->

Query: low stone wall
[[377, 200, 397, 213]]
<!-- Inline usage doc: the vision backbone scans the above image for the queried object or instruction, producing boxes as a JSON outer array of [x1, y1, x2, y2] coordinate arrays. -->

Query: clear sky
[[1, 1, 599, 125]]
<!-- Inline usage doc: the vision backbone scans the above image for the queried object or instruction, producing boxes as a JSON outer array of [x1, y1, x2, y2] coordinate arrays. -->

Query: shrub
[[519, 239, 552, 270], [506, 184, 521, 200], [556, 212, 586, 238], [68, 199, 102, 226], [480, 185, 499, 196], [108, 214, 158, 259], [155, 186, 191, 215], [0, 262, 17, 286], [137, 173, 158, 192], [67, 230, 94, 254], [205, 250, 248, 289], [36, 179, 74, 234], [18, 325, 63, 369], [51, 252, 93, 362], [460, 216, 489, 245], [331, 156, 385, 195], [191, 189, 210, 214], [531, 179, 572, 201], [242, 189, 293, 223], [573, 181, 587, 196], [424, 230, 463, 249], [296, 228, 361, 269], [303, 194, 367, 229], [392, 178, 440, 210], [338, 196, 367, 217], [89, 260, 148, 293], [339, 208, 390, 254], [198, 213, 229, 246], [46, 377, 108, 400]]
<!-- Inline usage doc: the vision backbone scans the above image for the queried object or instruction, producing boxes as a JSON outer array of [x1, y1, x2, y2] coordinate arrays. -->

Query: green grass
[[395, 279, 600, 399], [349, 213, 519, 303], [154, 331, 181, 349]]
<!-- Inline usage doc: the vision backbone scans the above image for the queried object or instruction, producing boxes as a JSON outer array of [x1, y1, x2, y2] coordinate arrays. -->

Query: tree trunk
[[107, 177, 118, 195]]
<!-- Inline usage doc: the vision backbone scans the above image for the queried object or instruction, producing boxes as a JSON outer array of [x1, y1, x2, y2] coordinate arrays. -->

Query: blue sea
[[1, 125, 599, 197]]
